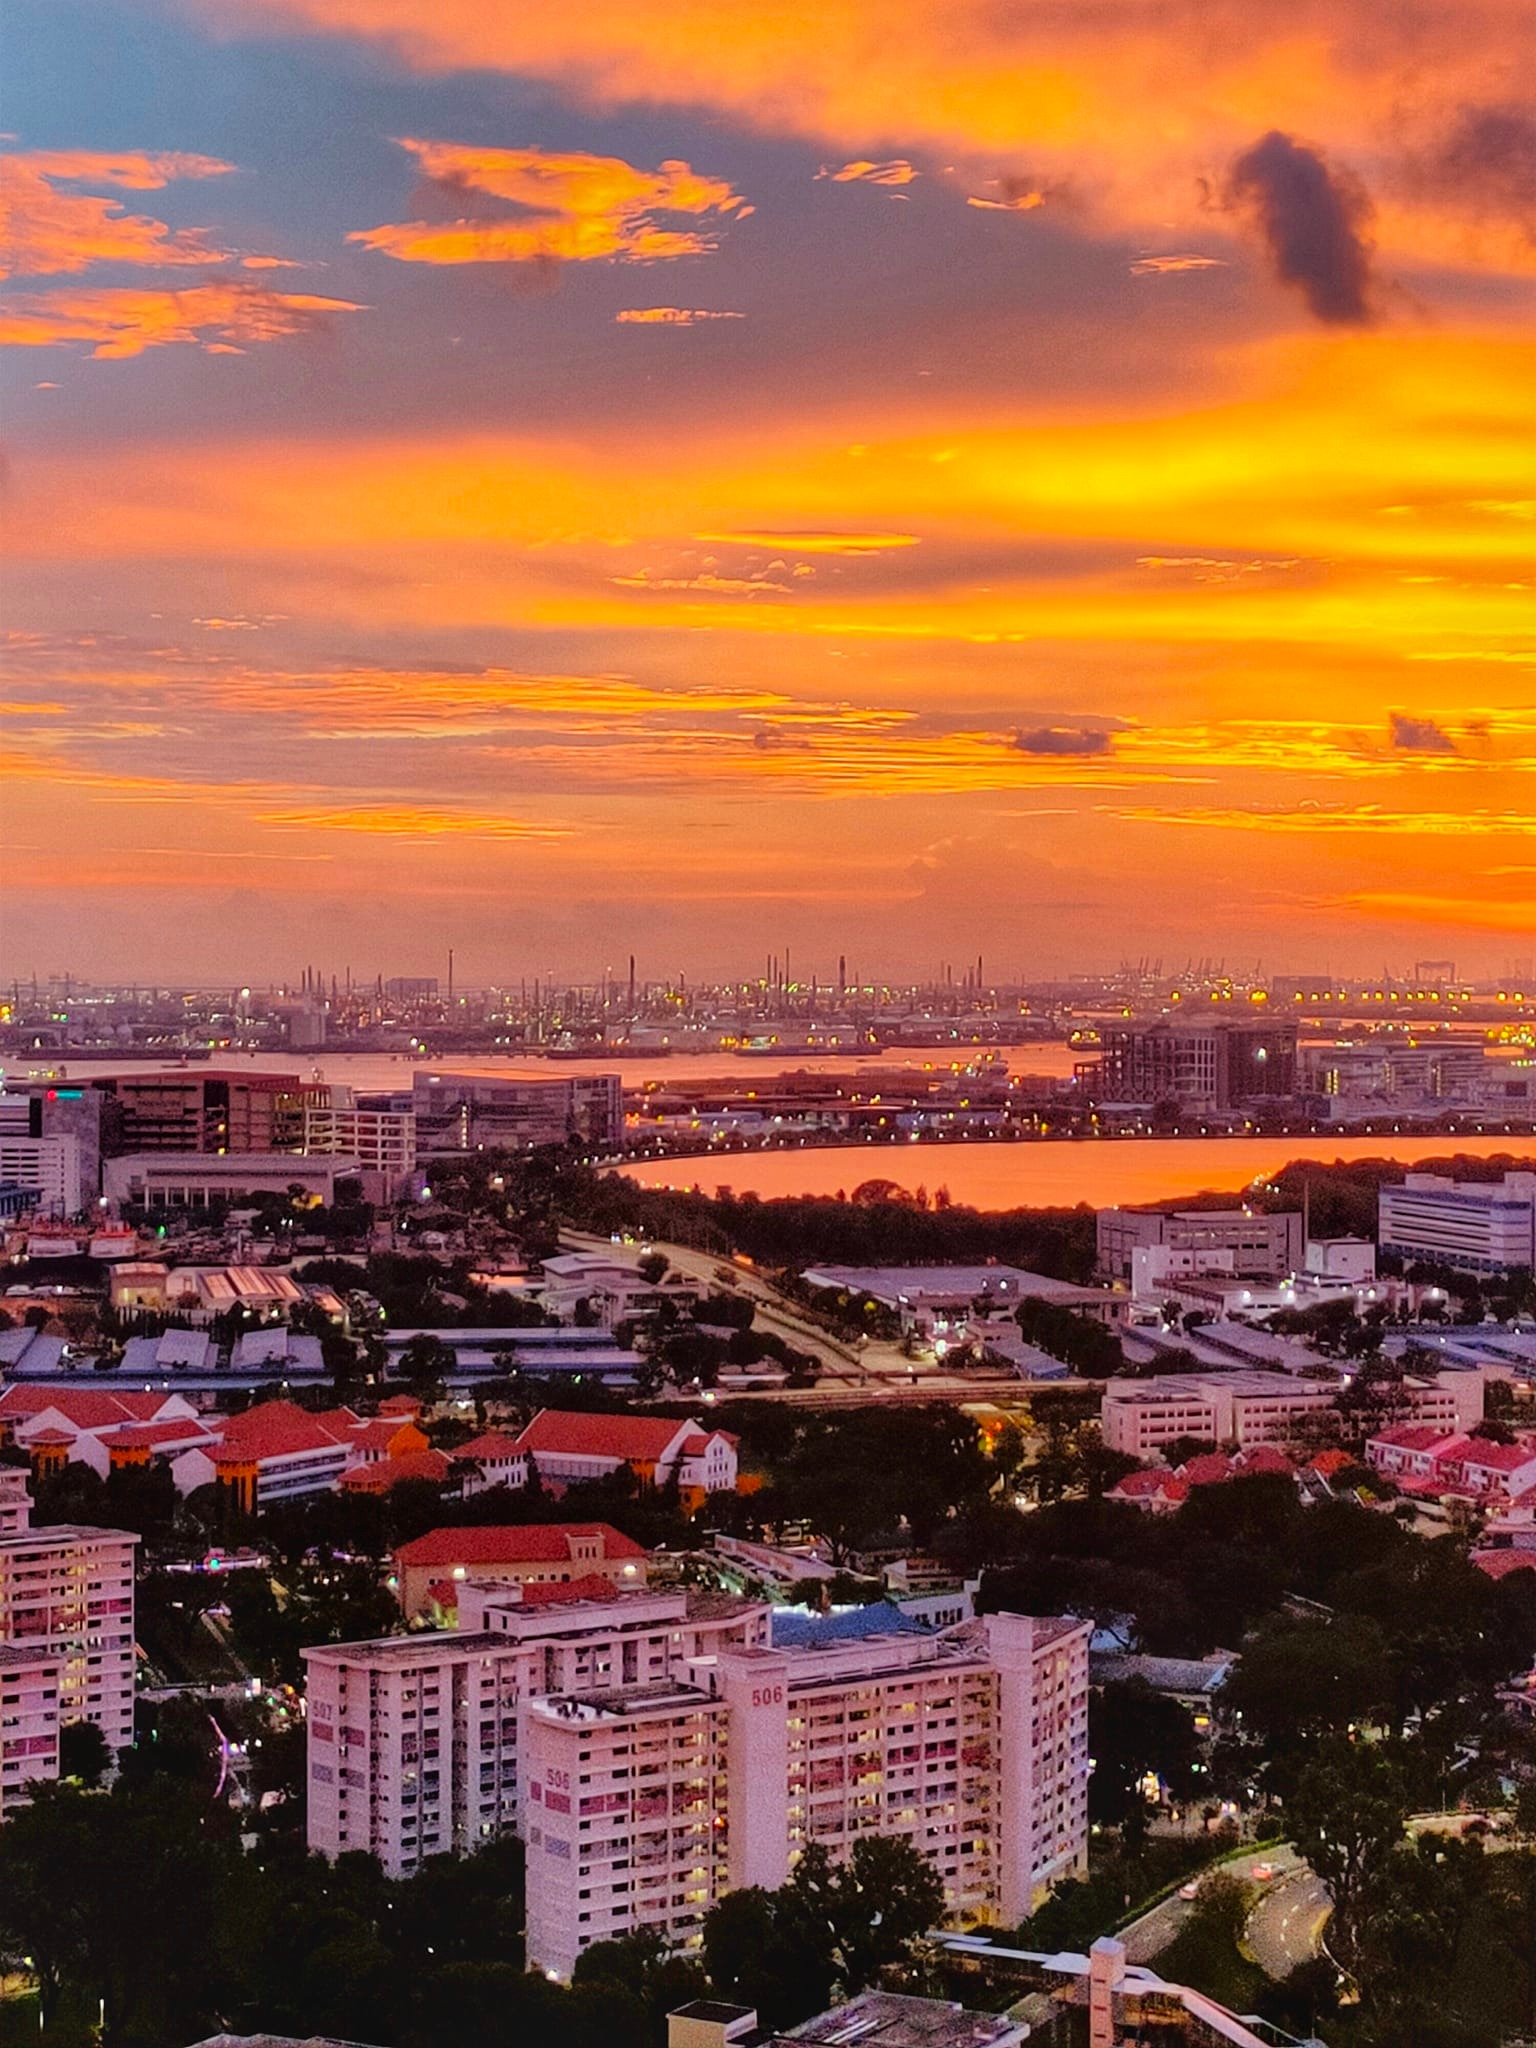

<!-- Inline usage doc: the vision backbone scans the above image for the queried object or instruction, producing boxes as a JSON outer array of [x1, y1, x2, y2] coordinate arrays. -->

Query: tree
[[635, 1251, 669, 1284], [1088, 1680, 1200, 1828], [1287, 1735, 1408, 1963], [58, 1717, 113, 1788], [399, 1333, 455, 1397]]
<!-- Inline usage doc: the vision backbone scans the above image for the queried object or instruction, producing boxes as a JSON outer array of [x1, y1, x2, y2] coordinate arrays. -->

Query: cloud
[[614, 306, 743, 324], [1129, 253, 1227, 275], [350, 138, 748, 266], [694, 530, 919, 555], [1389, 710, 1459, 753], [819, 159, 917, 186], [1014, 725, 1114, 756], [257, 804, 572, 838], [0, 281, 365, 357], [1413, 104, 1536, 228], [1224, 130, 1376, 323], [966, 174, 1070, 214], [0, 148, 235, 279]]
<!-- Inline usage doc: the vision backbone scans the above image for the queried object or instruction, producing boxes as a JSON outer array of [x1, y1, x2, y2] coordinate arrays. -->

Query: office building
[[0, 1479, 137, 1807], [1090, 1018, 1297, 1114], [411, 1070, 622, 1155], [1096, 1205, 1303, 1283], [1379, 1171, 1536, 1275], [305, 1591, 1090, 1978], [0, 1085, 105, 1203]]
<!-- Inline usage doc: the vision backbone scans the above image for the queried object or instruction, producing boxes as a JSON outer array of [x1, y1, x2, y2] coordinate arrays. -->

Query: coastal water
[[616, 1133, 1534, 1212]]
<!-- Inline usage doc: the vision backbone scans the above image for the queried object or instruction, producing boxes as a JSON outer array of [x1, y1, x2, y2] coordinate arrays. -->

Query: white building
[[0, 1644, 62, 1820], [1096, 1207, 1303, 1284], [521, 1608, 1090, 1979], [512, 1410, 741, 1507], [305, 1591, 1089, 1979], [1101, 1373, 1338, 1456], [104, 1151, 363, 1209], [1380, 1171, 1536, 1275], [301, 1100, 416, 1199], [0, 1481, 137, 1803], [539, 1251, 703, 1328], [304, 1583, 768, 1879], [0, 1122, 83, 1218]]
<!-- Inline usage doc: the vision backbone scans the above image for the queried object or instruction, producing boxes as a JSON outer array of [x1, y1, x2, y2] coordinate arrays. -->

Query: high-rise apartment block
[[0, 1474, 137, 1815], [304, 1586, 1089, 1979]]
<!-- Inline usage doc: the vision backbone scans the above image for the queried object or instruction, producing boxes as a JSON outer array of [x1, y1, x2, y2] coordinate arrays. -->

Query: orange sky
[[2, 0, 1533, 980]]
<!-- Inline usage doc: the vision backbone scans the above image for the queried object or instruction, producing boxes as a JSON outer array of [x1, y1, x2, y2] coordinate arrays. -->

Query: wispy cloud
[[0, 149, 235, 279], [0, 281, 364, 357], [350, 139, 748, 266], [615, 306, 743, 324], [818, 159, 917, 187]]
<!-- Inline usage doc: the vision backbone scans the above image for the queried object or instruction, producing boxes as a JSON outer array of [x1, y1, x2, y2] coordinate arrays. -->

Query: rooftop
[[393, 1521, 647, 1567], [781, 1990, 1023, 2047]]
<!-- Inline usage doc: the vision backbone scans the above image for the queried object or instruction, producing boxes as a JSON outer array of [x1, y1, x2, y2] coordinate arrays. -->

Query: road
[[1118, 1847, 1309, 1967], [1246, 1863, 1333, 1980], [561, 1227, 1040, 1405]]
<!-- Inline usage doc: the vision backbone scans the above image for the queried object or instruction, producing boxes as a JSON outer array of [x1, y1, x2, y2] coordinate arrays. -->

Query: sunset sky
[[3, 0, 1534, 984]]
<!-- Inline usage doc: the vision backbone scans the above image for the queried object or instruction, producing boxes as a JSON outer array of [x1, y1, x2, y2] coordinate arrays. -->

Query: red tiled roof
[[24, 1429, 74, 1446], [1456, 1438, 1536, 1474], [1112, 1468, 1186, 1499], [1236, 1446, 1296, 1475], [394, 1521, 647, 1568], [1180, 1453, 1236, 1486], [457, 1431, 525, 1461], [1472, 1550, 1536, 1580], [378, 1394, 423, 1416], [348, 1418, 420, 1454], [212, 1400, 359, 1463], [1, 1388, 179, 1431], [341, 1449, 452, 1492], [1371, 1423, 1454, 1453], [513, 1573, 628, 1606], [514, 1410, 695, 1462]]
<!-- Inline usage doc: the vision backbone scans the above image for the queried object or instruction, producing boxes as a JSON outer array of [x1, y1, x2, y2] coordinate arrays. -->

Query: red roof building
[[392, 1521, 648, 1617], [512, 1409, 740, 1505]]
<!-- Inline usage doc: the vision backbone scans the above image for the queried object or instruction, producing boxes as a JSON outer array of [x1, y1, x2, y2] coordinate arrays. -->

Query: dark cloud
[[1390, 712, 1458, 754], [1226, 130, 1375, 323], [1421, 105, 1536, 228], [752, 724, 813, 751], [1013, 726, 1114, 756]]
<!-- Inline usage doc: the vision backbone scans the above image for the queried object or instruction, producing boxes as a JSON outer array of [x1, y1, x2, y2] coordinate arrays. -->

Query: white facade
[[306, 1590, 1090, 1980], [0, 1487, 137, 1773], [305, 1586, 767, 1878], [0, 1643, 62, 1819], [0, 1129, 83, 1218], [520, 1609, 1090, 1980], [104, 1151, 363, 1208], [538, 1253, 703, 1328], [1101, 1373, 1338, 1455], [301, 1104, 416, 1196], [1380, 1171, 1536, 1276]]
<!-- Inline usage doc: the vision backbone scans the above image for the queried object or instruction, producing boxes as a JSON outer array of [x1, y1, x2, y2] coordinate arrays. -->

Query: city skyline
[[4, 0, 1535, 981]]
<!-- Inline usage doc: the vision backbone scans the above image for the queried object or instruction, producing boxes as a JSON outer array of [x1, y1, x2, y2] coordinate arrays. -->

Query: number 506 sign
[[751, 1685, 785, 1708]]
